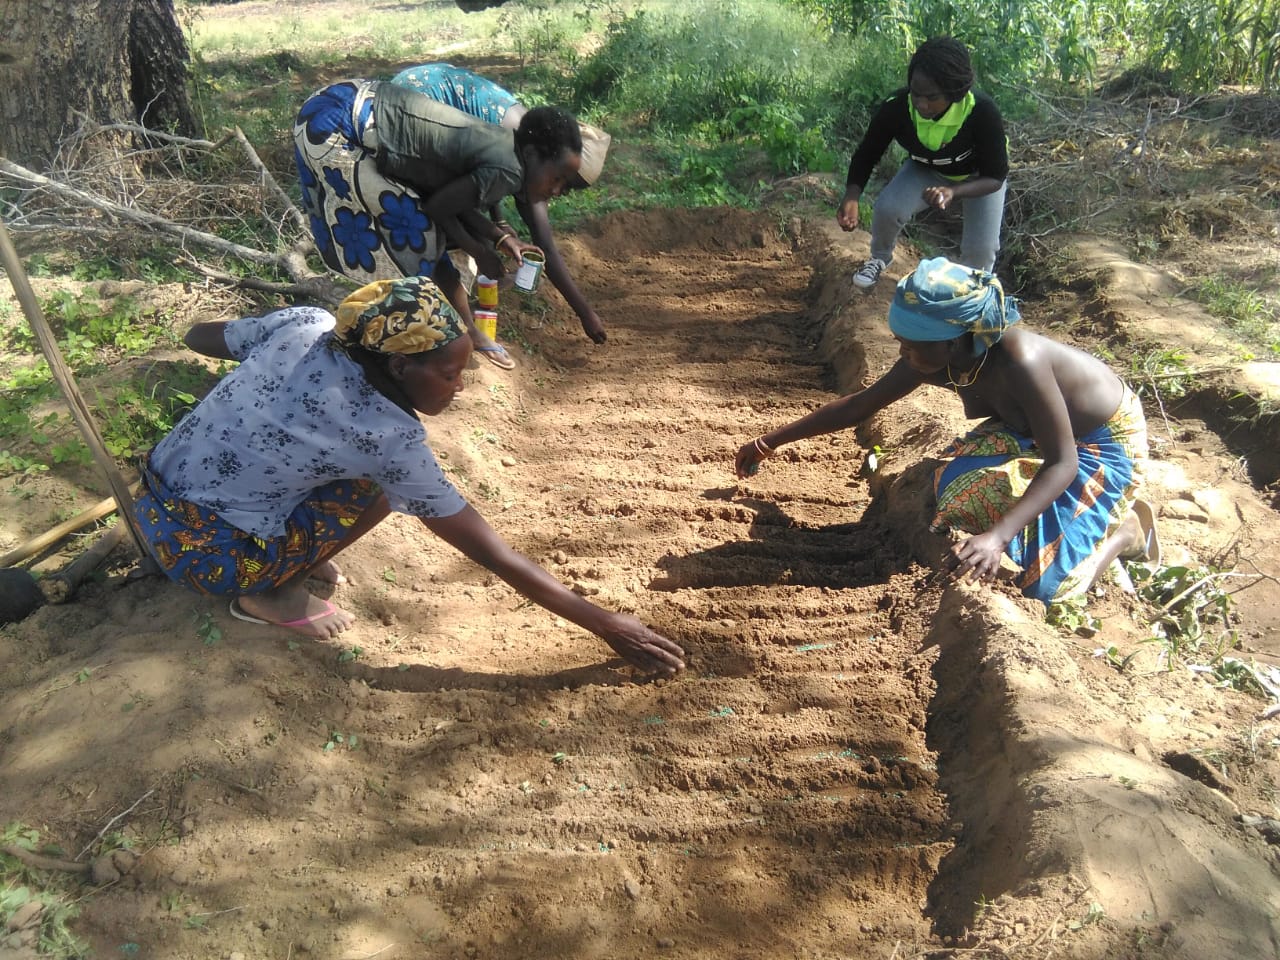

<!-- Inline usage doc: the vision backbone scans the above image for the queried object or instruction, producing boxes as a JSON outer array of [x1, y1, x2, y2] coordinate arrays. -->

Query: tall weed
[[572, 2, 847, 133], [1142, 0, 1280, 91]]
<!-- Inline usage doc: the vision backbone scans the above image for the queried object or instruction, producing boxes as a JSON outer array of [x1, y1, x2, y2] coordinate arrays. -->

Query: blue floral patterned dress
[[292, 80, 521, 283]]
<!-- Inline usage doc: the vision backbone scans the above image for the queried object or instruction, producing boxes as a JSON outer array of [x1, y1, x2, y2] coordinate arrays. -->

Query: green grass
[[0, 290, 216, 477], [1191, 275, 1280, 355], [0, 824, 89, 959]]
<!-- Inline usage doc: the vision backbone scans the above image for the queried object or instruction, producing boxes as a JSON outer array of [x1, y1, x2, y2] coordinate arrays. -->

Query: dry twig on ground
[[1, 119, 351, 305]]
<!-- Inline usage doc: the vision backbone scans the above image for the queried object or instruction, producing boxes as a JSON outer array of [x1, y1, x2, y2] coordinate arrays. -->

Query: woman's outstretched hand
[[579, 309, 607, 344], [503, 237, 542, 262], [595, 612, 685, 676], [734, 438, 773, 479]]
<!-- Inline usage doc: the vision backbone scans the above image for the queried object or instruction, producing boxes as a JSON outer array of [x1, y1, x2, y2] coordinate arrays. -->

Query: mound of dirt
[[1, 207, 1278, 959]]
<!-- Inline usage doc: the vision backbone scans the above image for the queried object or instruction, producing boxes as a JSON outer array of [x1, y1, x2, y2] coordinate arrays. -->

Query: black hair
[[908, 37, 975, 101], [514, 106, 582, 164]]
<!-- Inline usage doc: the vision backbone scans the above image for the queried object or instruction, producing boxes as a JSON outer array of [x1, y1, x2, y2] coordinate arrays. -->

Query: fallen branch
[[0, 844, 91, 877], [1, 156, 283, 267], [0, 495, 118, 567], [181, 251, 351, 305], [70, 118, 235, 153], [232, 125, 311, 235], [43, 521, 132, 604]]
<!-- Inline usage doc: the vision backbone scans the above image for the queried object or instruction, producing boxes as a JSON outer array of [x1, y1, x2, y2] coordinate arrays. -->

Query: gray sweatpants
[[869, 161, 1007, 272]]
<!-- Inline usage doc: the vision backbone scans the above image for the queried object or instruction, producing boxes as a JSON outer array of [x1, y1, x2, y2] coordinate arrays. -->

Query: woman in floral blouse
[[133, 277, 685, 676]]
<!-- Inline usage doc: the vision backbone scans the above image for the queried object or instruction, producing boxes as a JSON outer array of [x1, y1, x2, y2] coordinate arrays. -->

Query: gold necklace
[[946, 350, 989, 392]]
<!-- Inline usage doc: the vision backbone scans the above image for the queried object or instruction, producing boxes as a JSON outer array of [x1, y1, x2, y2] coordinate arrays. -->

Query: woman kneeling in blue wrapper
[[735, 258, 1157, 604]]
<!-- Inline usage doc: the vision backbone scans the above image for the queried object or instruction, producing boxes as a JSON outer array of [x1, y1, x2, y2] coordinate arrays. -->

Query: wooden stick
[[76, 787, 155, 861], [42, 521, 131, 604], [0, 218, 149, 561], [233, 125, 311, 235], [0, 157, 283, 270], [0, 495, 117, 568]]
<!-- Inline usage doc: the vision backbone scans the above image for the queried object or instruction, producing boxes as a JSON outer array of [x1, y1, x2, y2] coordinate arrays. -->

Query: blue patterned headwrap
[[887, 258, 1021, 355]]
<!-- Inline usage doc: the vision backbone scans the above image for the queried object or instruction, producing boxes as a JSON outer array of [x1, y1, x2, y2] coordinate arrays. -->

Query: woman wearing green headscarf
[[837, 37, 1009, 290], [132, 277, 685, 675], [735, 258, 1156, 606]]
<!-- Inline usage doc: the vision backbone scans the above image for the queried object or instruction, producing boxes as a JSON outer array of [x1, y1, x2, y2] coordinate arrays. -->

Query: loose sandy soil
[[2, 8, 1280, 954], [2, 204, 1279, 960]]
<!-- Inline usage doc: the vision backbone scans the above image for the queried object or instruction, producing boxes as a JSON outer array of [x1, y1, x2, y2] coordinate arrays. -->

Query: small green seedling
[[1067, 901, 1107, 930], [337, 645, 363, 664], [1046, 596, 1100, 637], [121, 692, 147, 713], [322, 731, 360, 752], [194, 611, 221, 646], [1093, 645, 1138, 672]]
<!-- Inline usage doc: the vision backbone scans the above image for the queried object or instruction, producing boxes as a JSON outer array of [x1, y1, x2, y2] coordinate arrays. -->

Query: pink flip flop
[[229, 598, 339, 629]]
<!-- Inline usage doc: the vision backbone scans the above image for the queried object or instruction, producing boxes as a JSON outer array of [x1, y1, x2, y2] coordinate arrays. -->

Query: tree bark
[[0, 0, 194, 170], [129, 0, 196, 134]]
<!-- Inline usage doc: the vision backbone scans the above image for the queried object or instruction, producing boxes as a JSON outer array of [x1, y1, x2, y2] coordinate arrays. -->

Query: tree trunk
[[0, 0, 194, 170], [129, 0, 196, 135]]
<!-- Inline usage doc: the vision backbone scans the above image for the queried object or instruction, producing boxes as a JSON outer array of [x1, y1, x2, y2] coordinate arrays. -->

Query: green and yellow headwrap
[[334, 277, 466, 355]]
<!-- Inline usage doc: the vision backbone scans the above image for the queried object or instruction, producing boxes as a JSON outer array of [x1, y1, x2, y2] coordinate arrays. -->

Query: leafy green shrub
[[1130, 562, 1240, 668], [788, 0, 1129, 91], [724, 100, 839, 175]]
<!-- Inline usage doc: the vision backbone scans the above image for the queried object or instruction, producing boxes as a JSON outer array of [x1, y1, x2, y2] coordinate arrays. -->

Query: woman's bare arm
[[422, 505, 685, 675]]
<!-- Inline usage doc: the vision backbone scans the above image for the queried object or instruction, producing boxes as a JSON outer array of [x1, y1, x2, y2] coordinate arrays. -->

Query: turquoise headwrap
[[888, 258, 1020, 355]]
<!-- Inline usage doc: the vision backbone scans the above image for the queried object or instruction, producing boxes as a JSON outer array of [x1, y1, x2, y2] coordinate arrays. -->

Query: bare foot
[[230, 586, 355, 639], [307, 558, 347, 585]]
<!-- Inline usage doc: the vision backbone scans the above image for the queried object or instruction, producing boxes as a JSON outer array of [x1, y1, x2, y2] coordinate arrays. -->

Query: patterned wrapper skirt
[[293, 80, 448, 283], [133, 457, 381, 596], [931, 385, 1148, 604]]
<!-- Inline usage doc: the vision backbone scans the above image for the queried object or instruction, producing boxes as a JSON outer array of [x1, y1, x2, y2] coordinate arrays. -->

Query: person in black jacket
[[836, 37, 1008, 289]]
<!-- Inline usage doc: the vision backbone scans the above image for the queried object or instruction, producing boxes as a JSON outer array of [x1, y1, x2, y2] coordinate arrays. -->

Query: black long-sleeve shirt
[[845, 88, 1008, 190]]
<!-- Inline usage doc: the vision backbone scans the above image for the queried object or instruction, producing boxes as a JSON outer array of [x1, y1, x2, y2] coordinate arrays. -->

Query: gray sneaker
[[852, 257, 887, 289]]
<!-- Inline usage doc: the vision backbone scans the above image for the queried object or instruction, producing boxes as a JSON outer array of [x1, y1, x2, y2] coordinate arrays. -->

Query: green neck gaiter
[[910, 91, 975, 150]]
